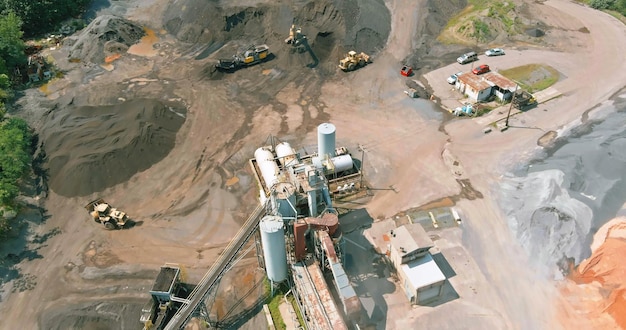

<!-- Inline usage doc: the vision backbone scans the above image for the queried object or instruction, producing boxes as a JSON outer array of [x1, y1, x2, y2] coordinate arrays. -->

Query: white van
[[456, 52, 478, 64]]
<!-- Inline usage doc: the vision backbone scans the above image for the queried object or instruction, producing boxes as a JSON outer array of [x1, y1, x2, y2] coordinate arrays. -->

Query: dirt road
[[1, 0, 625, 329]]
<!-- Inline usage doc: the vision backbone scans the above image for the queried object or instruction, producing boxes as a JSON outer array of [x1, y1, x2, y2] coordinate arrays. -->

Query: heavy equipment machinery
[[285, 24, 306, 46], [512, 90, 537, 110], [215, 44, 270, 71], [338, 51, 371, 71], [85, 198, 129, 230]]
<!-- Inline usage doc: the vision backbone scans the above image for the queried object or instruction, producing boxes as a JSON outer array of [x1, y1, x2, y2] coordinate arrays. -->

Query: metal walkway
[[164, 202, 267, 329]]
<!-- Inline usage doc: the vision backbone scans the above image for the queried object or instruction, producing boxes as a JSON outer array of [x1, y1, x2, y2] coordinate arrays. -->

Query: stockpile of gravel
[[41, 99, 186, 197], [161, 0, 390, 60], [65, 15, 145, 64]]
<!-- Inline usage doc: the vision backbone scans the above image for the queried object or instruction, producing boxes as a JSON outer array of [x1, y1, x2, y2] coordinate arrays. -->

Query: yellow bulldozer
[[338, 50, 371, 71]]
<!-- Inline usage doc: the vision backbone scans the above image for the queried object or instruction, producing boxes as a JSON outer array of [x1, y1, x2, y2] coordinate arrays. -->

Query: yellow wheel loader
[[85, 198, 129, 230], [338, 50, 371, 71]]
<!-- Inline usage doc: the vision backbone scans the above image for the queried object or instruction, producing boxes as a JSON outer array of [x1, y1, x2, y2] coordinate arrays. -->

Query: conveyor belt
[[164, 203, 266, 329]]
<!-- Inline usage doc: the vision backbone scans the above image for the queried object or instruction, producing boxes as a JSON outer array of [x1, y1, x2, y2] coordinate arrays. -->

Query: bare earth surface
[[1, 0, 626, 329]]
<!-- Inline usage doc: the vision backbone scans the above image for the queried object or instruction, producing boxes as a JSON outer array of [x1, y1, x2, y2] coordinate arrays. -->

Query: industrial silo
[[260, 215, 288, 283], [275, 142, 298, 167], [273, 182, 297, 219], [330, 154, 354, 173], [255, 147, 279, 191], [317, 123, 336, 159]]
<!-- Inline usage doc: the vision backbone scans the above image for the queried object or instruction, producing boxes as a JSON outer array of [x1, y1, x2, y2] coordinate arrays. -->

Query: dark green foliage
[[0, 117, 32, 206], [0, 11, 26, 74], [589, 0, 616, 9], [0, 0, 91, 37], [589, 0, 626, 15]]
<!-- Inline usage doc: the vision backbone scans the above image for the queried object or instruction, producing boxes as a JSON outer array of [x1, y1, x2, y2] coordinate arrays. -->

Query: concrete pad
[[534, 86, 562, 104]]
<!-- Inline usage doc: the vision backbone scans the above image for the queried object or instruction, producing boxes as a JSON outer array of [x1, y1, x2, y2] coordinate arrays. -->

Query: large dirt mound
[[65, 15, 145, 64], [162, 0, 390, 57], [41, 99, 186, 197]]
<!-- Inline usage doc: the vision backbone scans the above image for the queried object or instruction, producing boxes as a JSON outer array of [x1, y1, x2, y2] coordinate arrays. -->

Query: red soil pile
[[569, 218, 626, 329]]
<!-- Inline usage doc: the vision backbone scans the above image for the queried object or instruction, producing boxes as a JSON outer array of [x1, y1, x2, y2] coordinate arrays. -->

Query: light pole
[[357, 144, 366, 189]]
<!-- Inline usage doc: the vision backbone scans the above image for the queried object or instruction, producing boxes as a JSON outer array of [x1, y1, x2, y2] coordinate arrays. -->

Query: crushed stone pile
[[161, 0, 390, 61], [41, 99, 186, 197], [65, 15, 145, 64]]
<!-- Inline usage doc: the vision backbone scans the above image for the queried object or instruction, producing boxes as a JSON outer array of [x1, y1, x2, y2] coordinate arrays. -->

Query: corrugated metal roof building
[[456, 71, 517, 102], [456, 72, 493, 102]]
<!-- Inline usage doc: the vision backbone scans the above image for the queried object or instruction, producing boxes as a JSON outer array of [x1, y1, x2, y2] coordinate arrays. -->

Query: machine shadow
[[340, 208, 393, 329]]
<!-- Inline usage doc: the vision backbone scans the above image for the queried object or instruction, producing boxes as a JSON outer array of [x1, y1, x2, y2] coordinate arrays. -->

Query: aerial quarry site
[[2, 0, 626, 329]]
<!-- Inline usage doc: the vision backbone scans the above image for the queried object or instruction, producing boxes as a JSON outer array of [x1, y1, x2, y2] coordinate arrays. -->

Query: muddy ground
[[1, 0, 620, 329]]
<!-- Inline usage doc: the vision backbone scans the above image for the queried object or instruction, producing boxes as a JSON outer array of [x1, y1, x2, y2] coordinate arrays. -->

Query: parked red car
[[400, 65, 413, 77], [472, 64, 490, 75]]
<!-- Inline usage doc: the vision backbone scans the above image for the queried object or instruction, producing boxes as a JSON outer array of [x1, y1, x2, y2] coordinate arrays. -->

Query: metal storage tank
[[274, 182, 297, 219], [260, 215, 288, 283], [255, 147, 279, 191], [330, 155, 353, 173], [317, 123, 336, 159], [275, 142, 298, 167]]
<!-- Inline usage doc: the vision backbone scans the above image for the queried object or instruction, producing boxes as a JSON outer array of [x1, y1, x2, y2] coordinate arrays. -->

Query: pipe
[[307, 190, 317, 217], [322, 186, 332, 209]]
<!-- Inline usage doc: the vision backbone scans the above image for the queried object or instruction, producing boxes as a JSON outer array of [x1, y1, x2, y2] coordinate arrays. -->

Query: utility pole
[[505, 84, 519, 128], [357, 144, 366, 189]]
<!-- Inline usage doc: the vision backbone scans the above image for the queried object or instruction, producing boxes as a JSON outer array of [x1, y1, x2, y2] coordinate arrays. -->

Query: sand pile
[[41, 99, 186, 197], [570, 217, 626, 328], [65, 15, 145, 64]]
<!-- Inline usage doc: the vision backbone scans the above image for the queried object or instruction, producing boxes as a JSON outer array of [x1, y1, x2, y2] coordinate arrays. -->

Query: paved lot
[[423, 49, 577, 112]]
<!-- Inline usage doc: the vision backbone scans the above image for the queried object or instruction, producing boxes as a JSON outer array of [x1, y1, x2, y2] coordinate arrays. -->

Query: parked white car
[[447, 71, 463, 84], [485, 48, 505, 56]]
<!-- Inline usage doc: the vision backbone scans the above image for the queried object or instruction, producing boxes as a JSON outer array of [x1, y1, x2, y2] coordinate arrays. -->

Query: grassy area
[[267, 293, 286, 330], [263, 278, 305, 330], [499, 64, 560, 92], [264, 279, 286, 330], [437, 0, 521, 44]]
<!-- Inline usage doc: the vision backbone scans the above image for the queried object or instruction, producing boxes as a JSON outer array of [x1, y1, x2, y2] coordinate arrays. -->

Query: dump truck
[[338, 50, 371, 71], [512, 90, 537, 110], [85, 198, 129, 230], [215, 44, 270, 71]]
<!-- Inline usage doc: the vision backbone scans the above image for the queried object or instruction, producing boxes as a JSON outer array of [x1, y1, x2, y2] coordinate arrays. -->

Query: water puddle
[[128, 27, 159, 57]]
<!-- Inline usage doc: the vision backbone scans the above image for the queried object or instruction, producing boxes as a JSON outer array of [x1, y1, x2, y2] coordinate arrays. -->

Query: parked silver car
[[485, 48, 505, 56], [447, 71, 463, 84]]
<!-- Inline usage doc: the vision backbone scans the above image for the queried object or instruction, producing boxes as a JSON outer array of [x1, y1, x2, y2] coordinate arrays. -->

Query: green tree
[[0, 11, 26, 73], [0, 117, 32, 206], [0, 0, 91, 37]]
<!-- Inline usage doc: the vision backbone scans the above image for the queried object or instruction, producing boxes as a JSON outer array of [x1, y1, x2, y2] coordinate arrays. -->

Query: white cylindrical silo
[[260, 215, 288, 283], [317, 123, 336, 159], [255, 147, 279, 191], [274, 182, 297, 219], [330, 154, 354, 173], [275, 142, 298, 167]]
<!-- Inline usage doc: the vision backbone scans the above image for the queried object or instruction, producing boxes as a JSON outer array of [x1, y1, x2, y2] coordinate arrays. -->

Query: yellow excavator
[[285, 24, 306, 46], [338, 50, 371, 71]]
